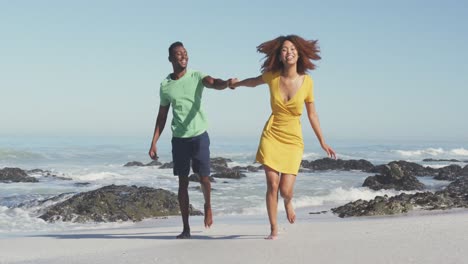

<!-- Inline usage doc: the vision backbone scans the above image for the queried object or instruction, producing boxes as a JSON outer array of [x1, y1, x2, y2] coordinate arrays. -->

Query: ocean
[[1, 135, 467, 235]]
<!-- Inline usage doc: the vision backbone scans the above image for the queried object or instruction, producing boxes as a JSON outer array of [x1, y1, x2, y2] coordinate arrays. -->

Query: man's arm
[[202, 76, 231, 90], [148, 105, 170, 160]]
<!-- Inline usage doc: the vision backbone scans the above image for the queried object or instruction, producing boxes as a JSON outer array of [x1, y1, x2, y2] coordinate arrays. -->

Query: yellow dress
[[256, 71, 314, 175]]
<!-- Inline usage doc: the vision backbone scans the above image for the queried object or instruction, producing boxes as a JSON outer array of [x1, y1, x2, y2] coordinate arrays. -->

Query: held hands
[[228, 78, 239, 89]]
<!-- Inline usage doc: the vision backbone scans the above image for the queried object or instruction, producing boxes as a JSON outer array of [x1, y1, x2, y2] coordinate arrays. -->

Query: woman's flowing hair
[[257, 35, 321, 74]]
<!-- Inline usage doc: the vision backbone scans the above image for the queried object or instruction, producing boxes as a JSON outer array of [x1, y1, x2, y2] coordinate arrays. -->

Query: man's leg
[[199, 176, 212, 228], [172, 137, 192, 239], [192, 132, 212, 228], [177, 175, 191, 239]]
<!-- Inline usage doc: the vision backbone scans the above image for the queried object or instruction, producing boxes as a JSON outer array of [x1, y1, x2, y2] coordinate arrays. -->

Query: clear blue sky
[[1, 0, 467, 143]]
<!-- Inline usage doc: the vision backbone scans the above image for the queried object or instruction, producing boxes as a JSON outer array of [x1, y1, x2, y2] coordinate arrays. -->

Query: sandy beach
[[1, 208, 468, 264]]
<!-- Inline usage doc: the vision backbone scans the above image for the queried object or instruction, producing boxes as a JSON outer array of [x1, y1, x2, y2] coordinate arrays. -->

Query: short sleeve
[[304, 76, 314, 103], [159, 84, 170, 106], [194, 70, 208, 81]]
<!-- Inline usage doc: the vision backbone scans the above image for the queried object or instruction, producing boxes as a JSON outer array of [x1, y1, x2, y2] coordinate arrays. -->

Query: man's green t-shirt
[[160, 69, 209, 138]]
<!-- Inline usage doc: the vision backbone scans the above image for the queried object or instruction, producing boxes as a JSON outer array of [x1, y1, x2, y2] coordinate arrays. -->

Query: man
[[149, 41, 234, 239]]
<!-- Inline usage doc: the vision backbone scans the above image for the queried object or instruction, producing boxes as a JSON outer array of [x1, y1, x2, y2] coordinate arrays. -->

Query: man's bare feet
[[284, 200, 296, 224], [176, 229, 191, 239], [264, 234, 278, 240], [204, 203, 213, 228]]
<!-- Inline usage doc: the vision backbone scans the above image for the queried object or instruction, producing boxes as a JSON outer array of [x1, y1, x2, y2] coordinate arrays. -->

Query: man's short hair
[[169, 41, 184, 56]]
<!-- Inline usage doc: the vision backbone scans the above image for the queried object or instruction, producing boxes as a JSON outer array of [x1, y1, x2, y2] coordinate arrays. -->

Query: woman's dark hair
[[257, 35, 321, 74]]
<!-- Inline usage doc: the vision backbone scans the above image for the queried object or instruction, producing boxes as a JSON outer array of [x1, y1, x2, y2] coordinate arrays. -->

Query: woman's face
[[279, 40, 298, 66]]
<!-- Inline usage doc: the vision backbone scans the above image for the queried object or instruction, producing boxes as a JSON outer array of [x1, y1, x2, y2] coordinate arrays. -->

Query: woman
[[230, 35, 336, 240]]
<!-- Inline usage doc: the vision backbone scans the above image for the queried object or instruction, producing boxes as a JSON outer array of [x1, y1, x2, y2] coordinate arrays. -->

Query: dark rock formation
[[146, 160, 162, 166], [434, 165, 463, 181], [460, 165, 468, 177], [0, 167, 38, 183], [39, 185, 202, 223], [331, 194, 414, 218], [209, 157, 232, 173], [370, 160, 438, 177], [124, 160, 162, 167], [301, 158, 374, 172], [423, 158, 461, 162], [212, 170, 246, 179], [333, 177, 468, 218], [209, 157, 247, 179], [363, 163, 425, 191], [124, 161, 145, 167]]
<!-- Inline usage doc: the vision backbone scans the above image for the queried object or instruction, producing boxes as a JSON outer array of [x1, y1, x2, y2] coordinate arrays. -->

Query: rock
[[210, 157, 232, 173], [124, 160, 162, 167], [460, 165, 468, 177], [434, 165, 463, 181], [333, 176, 468, 218], [212, 170, 246, 179], [442, 177, 468, 200], [124, 161, 145, 167], [188, 174, 215, 182], [39, 185, 202, 223], [342, 159, 375, 171], [362, 163, 425, 191], [370, 160, 438, 177], [331, 195, 414, 218], [210, 157, 232, 167], [28, 169, 71, 181], [27, 169, 46, 173], [0, 167, 38, 183], [301, 158, 374, 171], [146, 160, 162, 166], [423, 158, 461, 162]]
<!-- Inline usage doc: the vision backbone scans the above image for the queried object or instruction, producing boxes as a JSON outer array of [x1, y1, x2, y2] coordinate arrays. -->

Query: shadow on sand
[[31, 231, 264, 240]]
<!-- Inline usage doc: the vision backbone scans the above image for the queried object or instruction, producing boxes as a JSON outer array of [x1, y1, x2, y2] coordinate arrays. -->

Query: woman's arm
[[230, 75, 265, 88], [305, 102, 337, 159]]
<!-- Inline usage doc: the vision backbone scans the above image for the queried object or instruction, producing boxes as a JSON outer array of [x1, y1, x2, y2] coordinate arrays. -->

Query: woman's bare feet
[[284, 200, 296, 224], [204, 203, 213, 228], [265, 225, 278, 240]]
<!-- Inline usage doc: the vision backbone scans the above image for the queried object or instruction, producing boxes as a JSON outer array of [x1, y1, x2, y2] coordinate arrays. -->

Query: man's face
[[169, 45, 188, 69]]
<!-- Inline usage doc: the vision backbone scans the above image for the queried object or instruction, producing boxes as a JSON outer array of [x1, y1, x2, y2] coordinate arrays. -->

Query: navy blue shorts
[[171, 131, 210, 177]]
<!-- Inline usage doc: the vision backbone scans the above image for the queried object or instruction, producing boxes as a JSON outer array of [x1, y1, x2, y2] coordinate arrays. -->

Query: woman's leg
[[279, 174, 296, 224], [264, 165, 280, 239]]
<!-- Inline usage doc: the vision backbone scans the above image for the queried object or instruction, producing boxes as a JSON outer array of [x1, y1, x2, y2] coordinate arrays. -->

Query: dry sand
[[1, 209, 468, 264]]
